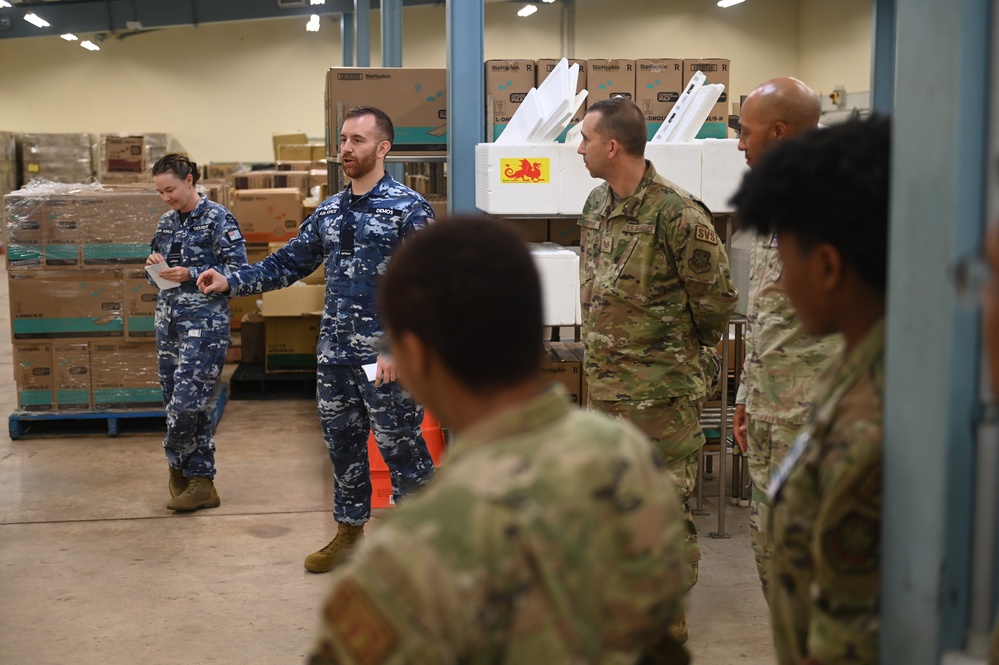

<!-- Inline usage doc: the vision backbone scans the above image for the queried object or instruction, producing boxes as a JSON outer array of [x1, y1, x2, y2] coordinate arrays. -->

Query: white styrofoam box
[[645, 142, 703, 200], [700, 138, 749, 213], [729, 228, 753, 316], [529, 242, 581, 326], [557, 144, 602, 215], [475, 143, 560, 215]]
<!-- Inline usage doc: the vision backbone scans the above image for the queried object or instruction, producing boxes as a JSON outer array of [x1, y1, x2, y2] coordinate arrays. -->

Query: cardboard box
[[90, 341, 162, 409], [105, 136, 145, 173], [272, 171, 310, 197], [204, 162, 245, 181], [229, 295, 261, 330], [636, 59, 684, 140], [277, 161, 312, 172], [82, 191, 168, 266], [53, 341, 92, 410], [500, 218, 550, 244], [325, 68, 447, 154], [43, 195, 85, 267], [232, 188, 303, 243], [239, 315, 265, 364], [261, 284, 325, 371], [267, 241, 324, 285], [682, 59, 731, 139], [8, 270, 124, 339], [549, 218, 581, 246], [273, 132, 308, 161], [699, 138, 747, 213], [12, 342, 54, 411], [124, 269, 158, 339], [4, 192, 44, 269], [585, 59, 637, 106], [563, 341, 588, 406], [475, 143, 560, 215], [537, 58, 587, 142], [540, 341, 582, 405], [529, 243, 581, 326], [485, 60, 536, 141], [233, 172, 274, 190], [276, 144, 313, 162]]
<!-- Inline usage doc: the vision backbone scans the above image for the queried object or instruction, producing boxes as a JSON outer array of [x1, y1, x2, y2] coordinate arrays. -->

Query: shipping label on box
[[8, 270, 124, 339], [53, 341, 92, 410], [537, 58, 587, 142], [475, 144, 560, 215], [682, 59, 731, 139], [90, 341, 162, 408], [540, 341, 582, 405], [636, 59, 684, 140], [232, 188, 303, 243], [124, 269, 158, 339], [585, 59, 637, 107], [13, 342, 54, 411], [326, 68, 447, 154], [485, 60, 536, 141], [105, 136, 145, 173]]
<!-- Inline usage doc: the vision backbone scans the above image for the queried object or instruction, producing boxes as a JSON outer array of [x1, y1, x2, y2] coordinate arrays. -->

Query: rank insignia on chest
[[601, 236, 614, 253], [689, 248, 712, 274]]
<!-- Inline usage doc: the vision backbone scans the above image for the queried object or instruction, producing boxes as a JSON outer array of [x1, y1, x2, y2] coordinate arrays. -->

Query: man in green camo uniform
[[309, 218, 691, 665], [576, 97, 738, 642], [733, 77, 843, 601], [733, 116, 890, 664]]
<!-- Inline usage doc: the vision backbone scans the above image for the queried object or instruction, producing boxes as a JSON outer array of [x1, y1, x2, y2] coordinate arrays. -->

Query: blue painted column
[[869, 0, 896, 113], [881, 0, 991, 662], [340, 11, 354, 66], [446, 0, 484, 214], [381, 0, 404, 182], [354, 0, 370, 67]]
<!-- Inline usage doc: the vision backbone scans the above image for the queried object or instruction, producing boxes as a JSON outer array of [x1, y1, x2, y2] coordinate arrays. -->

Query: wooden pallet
[[228, 362, 317, 400], [8, 385, 228, 440]]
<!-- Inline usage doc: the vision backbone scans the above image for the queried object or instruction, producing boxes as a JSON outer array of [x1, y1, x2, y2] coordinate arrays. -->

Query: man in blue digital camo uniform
[[147, 154, 248, 512], [198, 106, 436, 572]]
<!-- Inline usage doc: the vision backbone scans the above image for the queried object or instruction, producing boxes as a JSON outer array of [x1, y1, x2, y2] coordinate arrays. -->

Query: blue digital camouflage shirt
[[149, 194, 248, 325], [226, 172, 435, 365]]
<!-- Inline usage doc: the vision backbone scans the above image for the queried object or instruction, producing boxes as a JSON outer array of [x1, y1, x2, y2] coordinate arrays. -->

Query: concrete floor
[[0, 261, 775, 665]]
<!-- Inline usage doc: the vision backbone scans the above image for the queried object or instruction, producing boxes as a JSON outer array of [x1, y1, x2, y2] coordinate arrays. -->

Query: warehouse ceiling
[[0, 0, 445, 40]]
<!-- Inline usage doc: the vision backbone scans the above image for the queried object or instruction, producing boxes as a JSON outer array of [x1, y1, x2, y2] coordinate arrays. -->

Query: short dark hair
[[152, 153, 199, 184], [586, 97, 647, 158], [378, 216, 543, 391], [343, 105, 395, 145], [731, 115, 891, 293]]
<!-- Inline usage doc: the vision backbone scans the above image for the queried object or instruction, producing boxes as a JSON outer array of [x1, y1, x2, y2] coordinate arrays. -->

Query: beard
[[342, 149, 379, 181]]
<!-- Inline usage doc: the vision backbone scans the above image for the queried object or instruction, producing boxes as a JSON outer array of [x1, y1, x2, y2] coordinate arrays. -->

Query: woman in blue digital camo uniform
[[147, 154, 247, 512]]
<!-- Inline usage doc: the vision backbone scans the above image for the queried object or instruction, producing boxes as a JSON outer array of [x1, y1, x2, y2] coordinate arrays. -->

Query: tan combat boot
[[168, 466, 189, 498], [165, 477, 221, 512], [304, 523, 364, 573], [668, 612, 688, 645]]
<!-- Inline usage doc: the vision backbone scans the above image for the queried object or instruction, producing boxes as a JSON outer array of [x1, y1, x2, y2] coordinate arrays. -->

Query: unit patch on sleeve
[[694, 226, 718, 244], [689, 249, 712, 274], [326, 579, 399, 665]]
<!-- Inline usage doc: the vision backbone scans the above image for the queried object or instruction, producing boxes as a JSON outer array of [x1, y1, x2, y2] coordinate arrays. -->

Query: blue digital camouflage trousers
[[156, 317, 228, 480], [316, 364, 435, 525]]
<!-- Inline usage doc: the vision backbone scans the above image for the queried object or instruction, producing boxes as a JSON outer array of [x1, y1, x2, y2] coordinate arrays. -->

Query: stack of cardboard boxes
[[5, 184, 170, 412], [0, 132, 16, 199], [20, 133, 94, 185]]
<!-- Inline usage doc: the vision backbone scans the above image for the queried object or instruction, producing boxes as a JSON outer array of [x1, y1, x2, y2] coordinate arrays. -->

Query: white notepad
[[144, 262, 181, 290]]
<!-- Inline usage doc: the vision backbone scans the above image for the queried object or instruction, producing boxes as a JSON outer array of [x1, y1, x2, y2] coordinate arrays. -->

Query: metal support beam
[[354, 0, 371, 67], [881, 0, 991, 662], [340, 11, 354, 67], [381, 0, 402, 67], [446, 0, 484, 214], [870, 0, 896, 113]]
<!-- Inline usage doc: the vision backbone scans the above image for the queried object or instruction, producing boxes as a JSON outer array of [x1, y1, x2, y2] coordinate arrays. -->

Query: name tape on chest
[[624, 223, 655, 235]]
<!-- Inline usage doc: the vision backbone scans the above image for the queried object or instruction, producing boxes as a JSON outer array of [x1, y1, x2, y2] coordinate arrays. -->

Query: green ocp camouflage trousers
[[746, 416, 801, 603], [589, 395, 704, 591]]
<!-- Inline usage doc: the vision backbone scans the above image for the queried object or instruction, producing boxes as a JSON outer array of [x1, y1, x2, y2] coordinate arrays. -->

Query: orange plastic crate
[[368, 411, 446, 508]]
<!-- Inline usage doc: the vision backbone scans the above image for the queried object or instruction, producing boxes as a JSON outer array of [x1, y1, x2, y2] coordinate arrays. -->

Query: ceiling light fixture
[[0, 1, 12, 8], [517, 4, 538, 17], [60, 33, 79, 41], [541, 0, 556, 3], [80, 40, 100, 51], [306, 14, 320, 32], [717, 0, 746, 6], [310, 0, 326, 4], [24, 13, 50, 28]]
